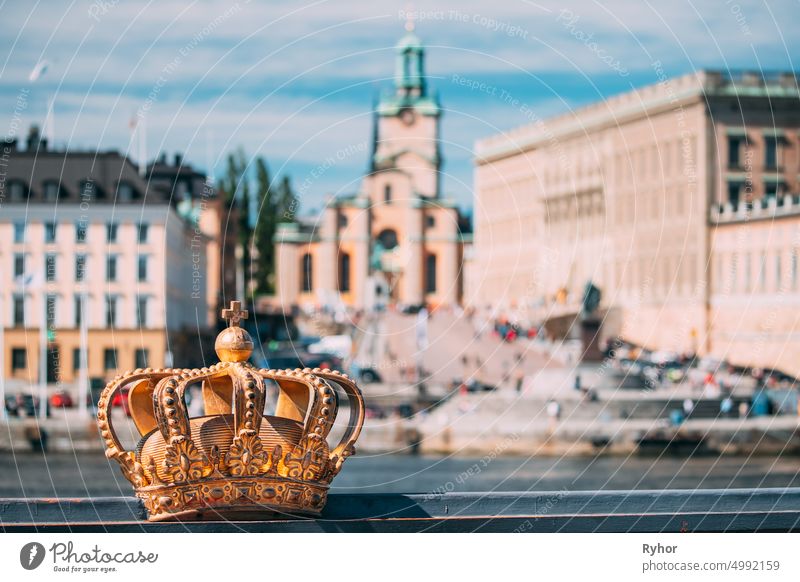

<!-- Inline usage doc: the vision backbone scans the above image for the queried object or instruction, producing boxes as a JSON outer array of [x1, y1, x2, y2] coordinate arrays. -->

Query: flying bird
[[28, 60, 49, 82]]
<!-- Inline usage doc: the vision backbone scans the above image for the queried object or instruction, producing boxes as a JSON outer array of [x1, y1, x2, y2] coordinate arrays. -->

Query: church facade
[[274, 28, 468, 310]]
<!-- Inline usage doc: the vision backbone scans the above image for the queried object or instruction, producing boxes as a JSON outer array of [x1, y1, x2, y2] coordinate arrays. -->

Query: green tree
[[252, 161, 298, 294], [219, 148, 298, 298], [220, 148, 251, 297], [276, 174, 297, 220], [253, 157, 275, 294]]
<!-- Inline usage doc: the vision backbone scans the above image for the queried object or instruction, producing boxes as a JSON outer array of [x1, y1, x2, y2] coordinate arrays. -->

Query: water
[[1, 452, 799, 497]]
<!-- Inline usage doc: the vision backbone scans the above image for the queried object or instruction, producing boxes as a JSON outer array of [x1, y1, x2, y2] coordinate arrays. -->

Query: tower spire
[[395, 17, 425, 97], [405, 4, 415, 32]]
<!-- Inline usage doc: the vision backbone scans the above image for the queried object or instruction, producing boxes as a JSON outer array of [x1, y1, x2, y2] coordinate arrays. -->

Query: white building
[[0, 128, 215, 386]]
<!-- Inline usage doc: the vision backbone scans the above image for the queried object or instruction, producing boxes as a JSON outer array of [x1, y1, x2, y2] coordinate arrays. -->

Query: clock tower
[[370, 20, 442, 199]]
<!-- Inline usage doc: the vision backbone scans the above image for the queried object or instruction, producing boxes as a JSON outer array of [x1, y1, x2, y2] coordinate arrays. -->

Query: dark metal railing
[[2, 488, 799, 533]]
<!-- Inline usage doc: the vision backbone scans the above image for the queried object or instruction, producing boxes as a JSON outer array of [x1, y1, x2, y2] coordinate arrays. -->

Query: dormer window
[[117, 181, 138, 202], [176, 180, 188, 200], [9, 180, 28, 202], [43, 181, 62, 201], [80, 179, 105, 201]]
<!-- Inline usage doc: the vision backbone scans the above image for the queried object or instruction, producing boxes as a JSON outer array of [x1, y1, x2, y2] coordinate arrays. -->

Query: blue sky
[[1, 0, 797, 213]]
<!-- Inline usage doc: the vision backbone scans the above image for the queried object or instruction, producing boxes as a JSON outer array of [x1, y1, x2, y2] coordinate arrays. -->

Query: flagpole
[[138, 117, 146, 177], [39, 292, 48, 419], [45, 96, 55, 146], [78, 292, 89, 417], [415, 306, 429, 385], [205, 128, 214, 184], [236, 244, 245, 301]]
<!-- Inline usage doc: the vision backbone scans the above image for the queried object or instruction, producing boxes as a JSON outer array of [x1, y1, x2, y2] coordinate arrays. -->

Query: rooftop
[[0, 126, 213, 208], [476, 70, 800, 164]]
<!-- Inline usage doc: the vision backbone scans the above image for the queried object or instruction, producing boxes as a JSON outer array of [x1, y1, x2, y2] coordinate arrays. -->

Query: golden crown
[[97, 301, 365, 521]]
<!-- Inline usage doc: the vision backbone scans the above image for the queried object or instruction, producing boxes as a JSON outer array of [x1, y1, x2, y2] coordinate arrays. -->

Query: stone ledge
[[2, 488, 800, 532]]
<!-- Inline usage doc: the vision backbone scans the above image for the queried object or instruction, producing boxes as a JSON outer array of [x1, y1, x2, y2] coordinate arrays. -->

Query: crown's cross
[[222, 301, 248, 328]]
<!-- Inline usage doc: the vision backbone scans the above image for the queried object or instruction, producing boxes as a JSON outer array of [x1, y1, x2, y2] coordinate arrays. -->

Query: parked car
[[398, 303, 425, 314], [264, 351, 343, 372], [304, 352, 343, 370], [452, 378, 496, 393], [20, 393, 40, 416], [5, 393, 49, 417], [365, 406, 386, 419], [358, 366, 383, 383], [308, 335, 352, 360], [4, 395, 19, 416], [111, 386, 132, 416], [596, 369, 655, 391], [50, 390, 74, 409]]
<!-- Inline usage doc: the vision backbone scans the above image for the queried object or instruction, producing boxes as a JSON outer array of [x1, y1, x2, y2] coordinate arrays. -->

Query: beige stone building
[[472, 71, 800, 375], [275, 28, 468, 310]]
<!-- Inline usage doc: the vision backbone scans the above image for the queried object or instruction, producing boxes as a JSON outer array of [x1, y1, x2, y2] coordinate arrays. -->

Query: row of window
[[5, 179, 142, 203], [9, 346, 150, 373], [12, 253, 148, 283], [612, 187, 689, 225], [613, 137, 697, 185], [9, 295, 150, 328], [336, 213, 436, 230], [612, 254, 697, 298], [12, 221, 149, 244], [546, 192, 605, 224], [716, 249, 800, 295], [727, 181, 791, 207], [727, 135, 782, 170], [303, 252, 438, 294]]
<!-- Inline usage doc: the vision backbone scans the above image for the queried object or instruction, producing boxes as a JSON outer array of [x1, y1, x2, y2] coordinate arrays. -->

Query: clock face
[[401, 108, 415, 126]]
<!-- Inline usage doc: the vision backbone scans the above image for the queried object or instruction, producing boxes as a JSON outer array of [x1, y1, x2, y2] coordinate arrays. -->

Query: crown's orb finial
[[215, 300, 253, 362]]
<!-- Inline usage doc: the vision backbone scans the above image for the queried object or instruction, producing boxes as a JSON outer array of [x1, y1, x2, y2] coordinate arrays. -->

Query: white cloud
[[0, 0, 796, 210]]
